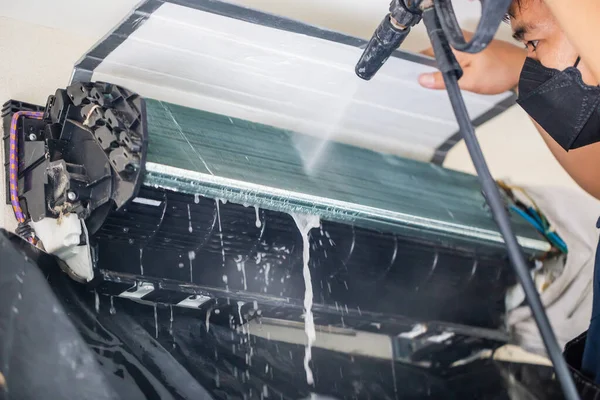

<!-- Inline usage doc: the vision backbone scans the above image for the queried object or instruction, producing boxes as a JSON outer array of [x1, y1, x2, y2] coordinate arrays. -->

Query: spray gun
[[355, 0, 423, 80], [356, 0, 515, 80], [355, 1, 581, 399]]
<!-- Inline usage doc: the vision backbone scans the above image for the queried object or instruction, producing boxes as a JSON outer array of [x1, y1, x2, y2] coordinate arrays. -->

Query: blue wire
[[531, 209, 568, 253], [510, 205, 543, 231], [524, 207, 568, 252], [527, 207, 547, 229], [548, 232, 568, 253], [510, 205, 568, 253]]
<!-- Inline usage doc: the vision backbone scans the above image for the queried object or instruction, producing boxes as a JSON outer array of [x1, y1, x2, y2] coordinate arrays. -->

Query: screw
[[67, 191, 77, 201], [28, 133, 37, 141]]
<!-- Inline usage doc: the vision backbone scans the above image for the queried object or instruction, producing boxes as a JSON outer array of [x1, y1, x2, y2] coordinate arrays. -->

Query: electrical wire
[[422, 7, 580, 400], [497, 180, 549, 228], [497, 181, 567, 252], [9, 111, 44, 245], [510, 205, 568, 254]]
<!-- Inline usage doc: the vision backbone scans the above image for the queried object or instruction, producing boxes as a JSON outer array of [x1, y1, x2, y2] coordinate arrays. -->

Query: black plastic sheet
[[0, 231, 568, 400]]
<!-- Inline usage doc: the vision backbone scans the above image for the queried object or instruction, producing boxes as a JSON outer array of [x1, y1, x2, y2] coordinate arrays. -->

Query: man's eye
[[525, 40, 539, 51]]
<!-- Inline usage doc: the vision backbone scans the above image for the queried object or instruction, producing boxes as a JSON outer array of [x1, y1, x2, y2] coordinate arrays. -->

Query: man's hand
[[418, 33, 527, 95]]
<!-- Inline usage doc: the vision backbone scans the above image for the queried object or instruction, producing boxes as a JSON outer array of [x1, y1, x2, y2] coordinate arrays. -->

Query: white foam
[[139, 248, 144, 275], [188, 250, 196, 282], [291, 213, 320, 385], [241, 261, 247, 290], [215, 199, 226, 268], [399, 324, 427, 339], [133, 197, 162, 207], [235, 256, 248, 290], [169, 305, 174, 336], [187, 204, 193, 233], [264, 263, 271, 287], [427, 332, 454, 343], [109, 296, 116, 315], [154, 304, 159, 339], [206, 307, 213, 333], [254, 205, 262, 229], [237, 301, 246, 335], [94, 290, 100, 313]]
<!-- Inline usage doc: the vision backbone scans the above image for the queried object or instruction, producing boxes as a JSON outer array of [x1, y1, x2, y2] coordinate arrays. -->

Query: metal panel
[[141, 99, 548, 255]]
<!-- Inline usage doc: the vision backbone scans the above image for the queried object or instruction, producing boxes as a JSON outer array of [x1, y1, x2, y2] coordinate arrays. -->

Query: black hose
[[422, 7, 580, 400], [434, 0, 512, 53]]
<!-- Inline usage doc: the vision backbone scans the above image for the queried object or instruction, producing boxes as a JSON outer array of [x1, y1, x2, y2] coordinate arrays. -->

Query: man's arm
[[544, 0, 600, 83]]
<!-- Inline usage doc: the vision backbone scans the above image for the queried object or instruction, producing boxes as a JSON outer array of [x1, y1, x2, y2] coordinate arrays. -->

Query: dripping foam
[[291, 213, 320, 385]]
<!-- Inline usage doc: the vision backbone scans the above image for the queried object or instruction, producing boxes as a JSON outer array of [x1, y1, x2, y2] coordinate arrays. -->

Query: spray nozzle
[[355, 0, 426, 81]]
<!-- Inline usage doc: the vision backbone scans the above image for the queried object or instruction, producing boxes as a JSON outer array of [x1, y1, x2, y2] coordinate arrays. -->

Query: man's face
[[509, 0, 598, 85]]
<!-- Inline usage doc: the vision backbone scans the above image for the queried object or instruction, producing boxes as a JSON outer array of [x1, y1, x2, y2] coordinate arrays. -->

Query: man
[[418, 0, 600, 385]]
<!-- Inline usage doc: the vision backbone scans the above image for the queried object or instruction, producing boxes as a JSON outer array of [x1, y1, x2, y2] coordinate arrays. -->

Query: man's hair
[[503, 0, 523, 22]]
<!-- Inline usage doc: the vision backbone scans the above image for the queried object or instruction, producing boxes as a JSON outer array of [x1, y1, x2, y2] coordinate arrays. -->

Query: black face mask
[[517, 57, 600, 151]]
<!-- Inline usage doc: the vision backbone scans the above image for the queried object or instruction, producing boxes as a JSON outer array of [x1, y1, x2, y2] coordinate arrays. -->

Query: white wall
[[228, 0, 517, 48], [0, 17, 95, 105], [0, 0, 139, 39]]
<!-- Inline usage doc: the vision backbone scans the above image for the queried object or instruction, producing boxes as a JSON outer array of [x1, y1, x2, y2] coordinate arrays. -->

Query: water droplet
[[140, 248, 144, 275], [154, 304, 158, 339], [216, 199, 225, 268], [94, 290, 99, 313], [169, 305, 174, 336], [109, 296, 116, 315]]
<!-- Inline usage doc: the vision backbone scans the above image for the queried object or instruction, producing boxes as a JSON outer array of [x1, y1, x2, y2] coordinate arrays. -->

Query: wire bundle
[[9, 110, 44, 244], [510, 205, 568, 254], [498, 181, 568, 254]]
